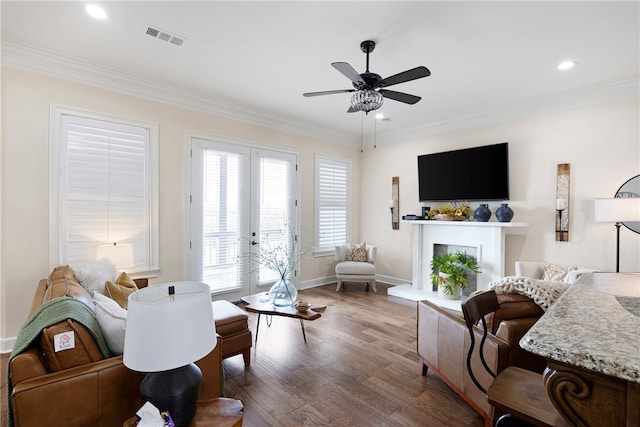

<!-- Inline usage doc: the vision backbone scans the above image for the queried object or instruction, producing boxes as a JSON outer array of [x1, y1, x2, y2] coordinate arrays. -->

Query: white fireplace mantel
[[388, 220, 528, 310]]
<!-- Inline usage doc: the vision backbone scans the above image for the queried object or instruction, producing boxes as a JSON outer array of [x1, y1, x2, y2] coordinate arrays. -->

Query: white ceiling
[[2, 1, 638, 146]]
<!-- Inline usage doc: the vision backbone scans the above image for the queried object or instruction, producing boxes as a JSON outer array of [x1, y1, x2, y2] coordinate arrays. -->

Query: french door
[[188, 136, 298, 300]]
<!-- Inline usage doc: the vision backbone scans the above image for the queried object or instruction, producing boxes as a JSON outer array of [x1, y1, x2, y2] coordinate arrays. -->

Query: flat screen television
[[417, 142, 509, 202]]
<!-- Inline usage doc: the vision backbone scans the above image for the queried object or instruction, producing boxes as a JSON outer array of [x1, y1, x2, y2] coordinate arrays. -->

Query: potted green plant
[[430, 251, 481, 299]]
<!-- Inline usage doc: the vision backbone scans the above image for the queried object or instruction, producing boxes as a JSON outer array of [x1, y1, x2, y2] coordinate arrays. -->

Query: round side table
[[123, 398, 243, 427]]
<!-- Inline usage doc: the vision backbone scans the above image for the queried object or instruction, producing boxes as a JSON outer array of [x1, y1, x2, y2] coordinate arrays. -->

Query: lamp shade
[[96, 243, 134, 270], [123, 282, 216, 372], [594, 198, 640, 222]]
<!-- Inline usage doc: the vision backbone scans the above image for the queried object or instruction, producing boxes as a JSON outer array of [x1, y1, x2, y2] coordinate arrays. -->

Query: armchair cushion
[[335, 261, 376, 275], [346, 242, 368, 262]]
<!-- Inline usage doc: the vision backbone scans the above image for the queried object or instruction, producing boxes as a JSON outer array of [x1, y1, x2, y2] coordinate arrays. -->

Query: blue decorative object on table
[[496, 203, 514, 222], [473, 204, 492, 222]]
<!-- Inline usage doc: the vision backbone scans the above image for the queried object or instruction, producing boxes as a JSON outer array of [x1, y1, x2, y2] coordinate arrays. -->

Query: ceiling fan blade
[[303, 89, 355, 97], [379, 89, 422, 105], [378, 66, 431, 88], [331, 62, 366, 87]]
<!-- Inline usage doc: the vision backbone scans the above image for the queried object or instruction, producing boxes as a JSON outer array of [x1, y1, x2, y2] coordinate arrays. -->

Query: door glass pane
[[258, 156, 291, 286], [202, 148, 241, 292]]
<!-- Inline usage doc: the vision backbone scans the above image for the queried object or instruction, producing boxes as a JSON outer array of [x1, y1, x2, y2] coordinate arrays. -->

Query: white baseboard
[[298, 274, 405, 290]]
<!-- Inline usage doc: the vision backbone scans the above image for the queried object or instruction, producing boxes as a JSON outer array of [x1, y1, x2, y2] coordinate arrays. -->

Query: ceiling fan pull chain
[[360, 112, 364, 153], [374, 116, 377, 149]]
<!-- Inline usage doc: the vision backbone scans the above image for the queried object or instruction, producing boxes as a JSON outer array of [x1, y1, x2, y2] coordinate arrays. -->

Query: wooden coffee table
[[240, 292, 323, 343]]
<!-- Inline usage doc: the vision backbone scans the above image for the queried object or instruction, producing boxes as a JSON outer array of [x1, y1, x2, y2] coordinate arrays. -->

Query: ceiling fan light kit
[[351, 89, 384, 113], [303, 40, 430, 114]]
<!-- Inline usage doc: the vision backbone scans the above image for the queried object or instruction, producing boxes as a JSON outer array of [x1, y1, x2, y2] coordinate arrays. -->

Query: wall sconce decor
[[555, 163, 570, 241], [391, 176, 399, 230]]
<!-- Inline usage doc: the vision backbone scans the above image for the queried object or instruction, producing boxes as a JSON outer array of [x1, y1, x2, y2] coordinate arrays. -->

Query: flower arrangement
[[238, 225, 313, 306], [239, 224, 313, 280], [425, 201, 472, 220]]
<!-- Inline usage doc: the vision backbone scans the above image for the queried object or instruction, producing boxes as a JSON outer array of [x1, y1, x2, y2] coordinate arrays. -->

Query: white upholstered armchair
[[335, 243, 377, 293]]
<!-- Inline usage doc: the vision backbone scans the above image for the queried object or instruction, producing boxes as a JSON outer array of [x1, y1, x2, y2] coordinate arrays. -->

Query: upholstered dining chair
[[335, 243, 377, 293], [461, 290, 568, 427]]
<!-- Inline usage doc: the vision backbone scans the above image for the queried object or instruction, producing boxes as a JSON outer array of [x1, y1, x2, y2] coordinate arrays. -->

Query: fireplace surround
[[388, 220, 528, 310]]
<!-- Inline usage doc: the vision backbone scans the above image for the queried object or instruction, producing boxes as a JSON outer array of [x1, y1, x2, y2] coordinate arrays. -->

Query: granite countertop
[[520, 272, 640, 384]]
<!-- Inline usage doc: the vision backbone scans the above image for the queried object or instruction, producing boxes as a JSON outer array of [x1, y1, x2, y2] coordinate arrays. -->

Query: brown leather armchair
[[417, 293, 545, 423], [9, 267, 224, 427]]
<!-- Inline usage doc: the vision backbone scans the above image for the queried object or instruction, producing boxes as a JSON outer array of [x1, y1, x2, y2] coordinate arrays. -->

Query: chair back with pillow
[[335, 243, 377, 293], [461, 291, 569, 427]]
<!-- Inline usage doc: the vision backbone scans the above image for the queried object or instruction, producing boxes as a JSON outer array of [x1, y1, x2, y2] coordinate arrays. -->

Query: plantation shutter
[[315, 155, 350, 252], [58, 114, 151, 270]]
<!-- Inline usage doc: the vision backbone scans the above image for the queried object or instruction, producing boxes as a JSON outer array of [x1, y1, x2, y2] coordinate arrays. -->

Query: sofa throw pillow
[[104, 271, 138, 309], [346, 242, 368, 262], [92, 292, 127, 355], [75, 259, 118, 295], [542, 262, 577, 282]]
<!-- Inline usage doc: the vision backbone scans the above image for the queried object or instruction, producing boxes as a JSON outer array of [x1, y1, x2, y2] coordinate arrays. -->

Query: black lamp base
[[140, 363, 202, 427]]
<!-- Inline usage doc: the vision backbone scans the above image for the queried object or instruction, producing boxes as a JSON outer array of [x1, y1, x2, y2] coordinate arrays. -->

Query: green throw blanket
[[7, 297, 112, 427]]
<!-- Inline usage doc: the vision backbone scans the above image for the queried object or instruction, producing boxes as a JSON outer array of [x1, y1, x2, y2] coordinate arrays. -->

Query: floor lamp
[[594, 198, 640, 272]]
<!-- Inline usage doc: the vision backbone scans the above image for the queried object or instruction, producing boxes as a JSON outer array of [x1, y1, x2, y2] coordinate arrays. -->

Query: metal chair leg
[[299, 318, 307, 343]]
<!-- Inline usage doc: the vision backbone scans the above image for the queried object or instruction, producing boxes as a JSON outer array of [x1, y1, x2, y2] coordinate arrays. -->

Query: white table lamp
[[96, 242, 135, 270], [594, 198, 640, 272], [123, 282, 216, 427]]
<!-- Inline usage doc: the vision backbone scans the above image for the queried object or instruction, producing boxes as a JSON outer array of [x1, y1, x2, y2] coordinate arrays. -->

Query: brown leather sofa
[[417, 293, 545, 423], [8, 266, 224, 427]]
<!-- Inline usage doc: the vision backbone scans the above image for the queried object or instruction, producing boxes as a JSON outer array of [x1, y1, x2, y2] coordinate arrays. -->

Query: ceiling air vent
[[143, 24, 185, 47]]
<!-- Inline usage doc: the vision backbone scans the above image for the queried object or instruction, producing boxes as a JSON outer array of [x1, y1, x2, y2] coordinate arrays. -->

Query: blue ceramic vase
[[473, 204, 492, 222], [496, 203, 514, 222]]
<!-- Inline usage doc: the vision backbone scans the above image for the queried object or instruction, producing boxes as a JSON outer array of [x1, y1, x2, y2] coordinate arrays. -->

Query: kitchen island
[[520, 273, 640, 426]]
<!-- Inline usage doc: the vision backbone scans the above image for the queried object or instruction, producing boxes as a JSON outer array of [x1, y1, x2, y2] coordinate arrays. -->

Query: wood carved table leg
[[544, 361, 628, 426]]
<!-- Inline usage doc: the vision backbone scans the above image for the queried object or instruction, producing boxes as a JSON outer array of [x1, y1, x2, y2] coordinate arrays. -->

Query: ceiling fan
[[303, 40, 431, 113]]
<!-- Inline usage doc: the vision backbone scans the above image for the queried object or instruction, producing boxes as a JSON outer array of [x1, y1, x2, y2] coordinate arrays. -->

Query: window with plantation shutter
[[50, 107, 158, 273], [315, 155, 350, 254]]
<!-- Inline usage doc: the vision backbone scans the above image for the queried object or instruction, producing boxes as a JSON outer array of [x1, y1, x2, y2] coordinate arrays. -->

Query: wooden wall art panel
[[556, 163, 570, 242]]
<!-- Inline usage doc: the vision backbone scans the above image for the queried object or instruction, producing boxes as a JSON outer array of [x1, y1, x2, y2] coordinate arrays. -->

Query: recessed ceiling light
[[557, 61, 576, 70], [86, 4, 107, 20], [375, 113, 385, 120]]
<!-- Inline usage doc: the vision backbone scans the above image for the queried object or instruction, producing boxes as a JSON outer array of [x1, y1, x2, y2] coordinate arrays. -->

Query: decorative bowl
[[434, 214, 466, 221], [293, 300, 311, 312]]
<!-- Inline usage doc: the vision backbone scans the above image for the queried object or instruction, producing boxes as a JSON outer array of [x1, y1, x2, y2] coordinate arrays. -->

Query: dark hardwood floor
[[1, 283, 484, 427], [223, 283, 484, 427]]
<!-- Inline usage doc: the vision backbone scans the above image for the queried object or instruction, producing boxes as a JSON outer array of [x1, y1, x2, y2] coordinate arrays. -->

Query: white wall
[[361, 97, 640, 282], [2, 66, 638, 346], [0, 67, 360, 342]]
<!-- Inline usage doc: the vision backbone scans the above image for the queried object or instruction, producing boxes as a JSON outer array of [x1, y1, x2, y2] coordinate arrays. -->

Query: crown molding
[[3, 41, 637, 148], [1, 41, 356, 146], [375, 77, 640, 145]]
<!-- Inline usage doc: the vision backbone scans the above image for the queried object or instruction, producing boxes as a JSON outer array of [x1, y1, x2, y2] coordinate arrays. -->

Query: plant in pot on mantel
[[430, 251, 481, 299]]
